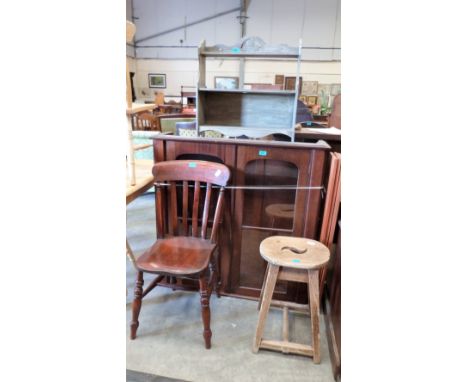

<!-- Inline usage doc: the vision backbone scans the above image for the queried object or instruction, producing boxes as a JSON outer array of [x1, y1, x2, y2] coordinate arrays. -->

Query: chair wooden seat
[[137, 237, 216, 275]]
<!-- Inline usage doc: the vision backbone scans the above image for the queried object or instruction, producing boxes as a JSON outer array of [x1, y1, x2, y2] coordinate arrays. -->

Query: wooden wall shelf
[[196, 39, 302, 141]]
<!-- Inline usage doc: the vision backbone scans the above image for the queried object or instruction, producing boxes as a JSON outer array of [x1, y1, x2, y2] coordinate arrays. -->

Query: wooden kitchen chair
[[130, 160, 231, 349], [135, 112, 159, 131], [175, 121, 197, 136]]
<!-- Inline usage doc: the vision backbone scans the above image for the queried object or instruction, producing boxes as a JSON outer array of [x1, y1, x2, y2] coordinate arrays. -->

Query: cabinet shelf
[[200, 51, 299, 59], [199, 88, 296, 96], [199, 124, 293, 139]]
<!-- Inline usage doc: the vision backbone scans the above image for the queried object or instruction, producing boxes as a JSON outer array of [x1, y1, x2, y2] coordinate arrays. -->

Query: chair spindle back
[[153, 160, 230, 243]]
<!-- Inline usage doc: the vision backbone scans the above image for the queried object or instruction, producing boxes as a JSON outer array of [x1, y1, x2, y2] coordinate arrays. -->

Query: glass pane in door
[[239, 159, 299, 290]]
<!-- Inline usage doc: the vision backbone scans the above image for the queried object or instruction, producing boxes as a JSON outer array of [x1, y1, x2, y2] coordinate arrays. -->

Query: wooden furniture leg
[[199, 271, 212, 349], [130, 271, 144, 339], [308, 269, 321, 364], [253, 264, 279, 352], [126, 238, 137, 269], [210, 251, 221, 298], [257, 263, 270, 310]]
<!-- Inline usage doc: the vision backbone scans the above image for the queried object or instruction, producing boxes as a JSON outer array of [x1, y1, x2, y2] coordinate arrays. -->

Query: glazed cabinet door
[[229, 145, 325, 301]]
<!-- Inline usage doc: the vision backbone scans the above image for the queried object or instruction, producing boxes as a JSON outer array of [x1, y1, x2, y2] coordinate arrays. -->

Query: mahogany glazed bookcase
[[151, 135, 330, 303]]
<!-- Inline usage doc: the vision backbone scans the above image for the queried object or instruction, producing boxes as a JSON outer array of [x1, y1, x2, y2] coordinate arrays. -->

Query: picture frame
[[302, 81, 319, 95], [284, 76, 303, 93], [214, 76, 239, 90], [284, 76, 295, 90], [274, 74, 285, 89], [307, 96, 318, 105], [148, 73, 166, 88]]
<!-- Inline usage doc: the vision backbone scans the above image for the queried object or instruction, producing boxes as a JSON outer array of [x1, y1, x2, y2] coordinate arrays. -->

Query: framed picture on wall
[[148, 73, 166, 88], [302, 81, 319, 95], [275, 74, 285, 89], [284, 76, 303, 93], [214, 76, 239, 90], [307, 96, 318, 105]]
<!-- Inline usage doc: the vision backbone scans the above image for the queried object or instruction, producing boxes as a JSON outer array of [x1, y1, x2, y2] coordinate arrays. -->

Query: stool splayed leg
[[252, 236, 330, 363]]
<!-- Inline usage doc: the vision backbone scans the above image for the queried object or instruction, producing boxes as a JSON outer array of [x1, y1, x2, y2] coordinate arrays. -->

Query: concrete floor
[[127, 193, 334, 382]]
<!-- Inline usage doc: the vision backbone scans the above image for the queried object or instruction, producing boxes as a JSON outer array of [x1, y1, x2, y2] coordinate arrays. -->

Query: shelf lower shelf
[[199, 124, 294, 139]]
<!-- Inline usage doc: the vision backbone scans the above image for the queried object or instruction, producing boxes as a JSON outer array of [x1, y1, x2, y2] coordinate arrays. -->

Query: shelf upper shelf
[[200, 51, 299, 59], [198, 88, 296, 96]]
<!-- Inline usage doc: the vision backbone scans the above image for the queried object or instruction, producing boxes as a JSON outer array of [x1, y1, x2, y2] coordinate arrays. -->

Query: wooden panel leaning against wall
[[324, 221, 341, 380]]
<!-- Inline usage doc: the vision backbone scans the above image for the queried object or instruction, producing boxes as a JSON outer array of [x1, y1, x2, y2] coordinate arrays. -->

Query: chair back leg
[[199, 271, 212, 349], [209, 251, 221, 298]]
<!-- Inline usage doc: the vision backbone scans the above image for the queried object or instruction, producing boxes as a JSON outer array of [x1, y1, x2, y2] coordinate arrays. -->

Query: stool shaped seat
[[137, 237, 216, 275], [260, 236, 329, 270], [254, 236, 330, 363]]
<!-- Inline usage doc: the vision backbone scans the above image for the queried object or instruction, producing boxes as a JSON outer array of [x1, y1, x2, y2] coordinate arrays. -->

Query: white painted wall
[[132, 0, 340, 61], [134, 58, 340, 100], [129, 0, 341, 101]]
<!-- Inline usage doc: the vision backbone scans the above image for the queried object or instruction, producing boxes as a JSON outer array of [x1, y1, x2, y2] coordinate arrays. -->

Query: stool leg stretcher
[[252, 265, 322, 363]]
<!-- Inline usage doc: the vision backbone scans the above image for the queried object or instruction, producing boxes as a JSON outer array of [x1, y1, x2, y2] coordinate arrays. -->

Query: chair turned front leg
[[130, 271, 144, 340], [199, 272, 212, 349]]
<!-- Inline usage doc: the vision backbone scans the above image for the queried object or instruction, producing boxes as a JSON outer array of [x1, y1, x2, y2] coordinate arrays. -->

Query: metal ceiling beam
[[135, 6, 241, 44]]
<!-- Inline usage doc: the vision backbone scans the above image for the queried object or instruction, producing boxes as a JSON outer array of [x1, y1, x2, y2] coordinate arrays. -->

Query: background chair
[[135, 112, 159, 131], [130, 160, 231, 349], [175, 121, 197, 137], [175, 121, 224, 138], [154, 91, 165, 106], [156, 113, 196, 134]]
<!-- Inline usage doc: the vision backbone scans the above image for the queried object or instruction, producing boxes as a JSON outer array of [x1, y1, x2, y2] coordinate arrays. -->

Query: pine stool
[[253, 236, 330, 363]]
